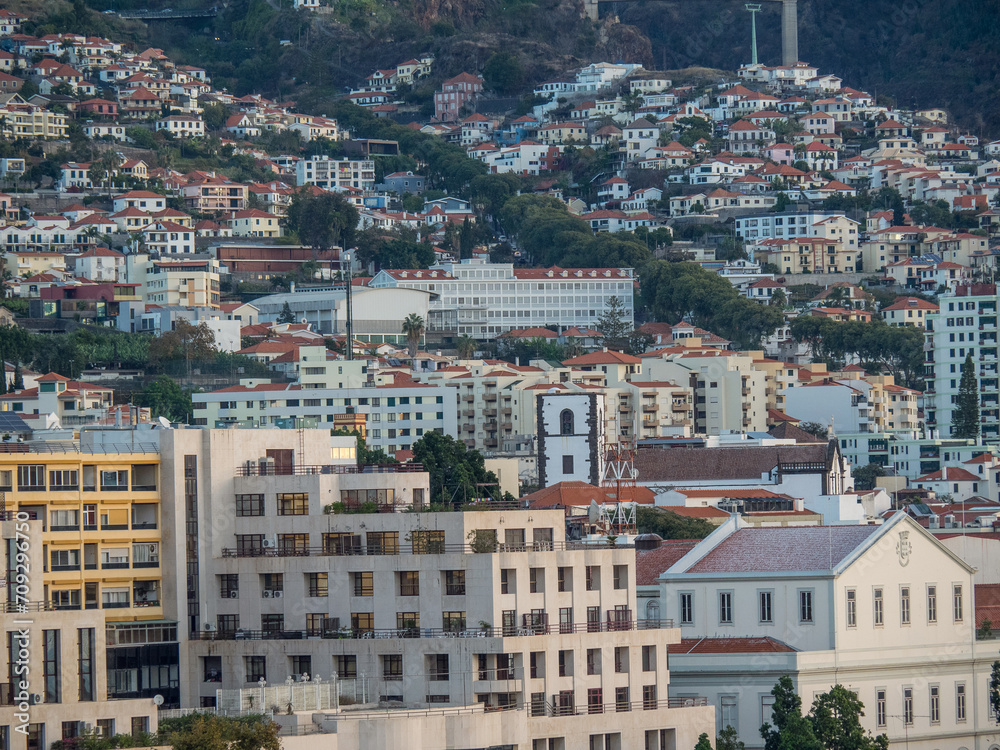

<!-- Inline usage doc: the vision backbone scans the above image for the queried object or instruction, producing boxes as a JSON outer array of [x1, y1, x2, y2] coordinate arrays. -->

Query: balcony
[[484, 393, 497, 402], [462, 424, 475, 432], [236, 462, 424, 477], [672, 401, 688, 411], [462, 410, 475, 418], [501, 407, 512, 416], [462, 393, 474, 402], [642, 404, 657, 413], [484, 408, 497, 418], [485, 438, 499, 448], [618, 404, 630, 413]]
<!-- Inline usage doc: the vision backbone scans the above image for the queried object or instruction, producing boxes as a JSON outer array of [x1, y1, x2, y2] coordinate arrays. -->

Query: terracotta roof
[[524, 481, 655, 509], [915, 466, 981, 483], [767, 422, 824, 444], [635, 540, 700, 586], [498, 327, 558, 339], [674, 637, 797, 654], [562, 351, 642, 366], [685, 525, 881, 573], [635, 443, 831, 482]]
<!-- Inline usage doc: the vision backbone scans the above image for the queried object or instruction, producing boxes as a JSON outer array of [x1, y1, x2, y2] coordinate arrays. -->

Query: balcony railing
[[222, 539, 629, 558], [191, 618, 673, 642], [237, 463, 424, 477]]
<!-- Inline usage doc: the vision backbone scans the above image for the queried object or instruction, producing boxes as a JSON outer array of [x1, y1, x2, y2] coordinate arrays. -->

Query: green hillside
[[49, 0, 1000, 133]]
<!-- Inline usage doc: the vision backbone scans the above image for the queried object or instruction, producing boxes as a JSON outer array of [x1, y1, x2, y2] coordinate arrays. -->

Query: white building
[[537, 392, 605, 486], [647, 512, 1000, 750], [369, 259, 636, 340], [294, 156, 376, 191], [735, 211, 860, 246]]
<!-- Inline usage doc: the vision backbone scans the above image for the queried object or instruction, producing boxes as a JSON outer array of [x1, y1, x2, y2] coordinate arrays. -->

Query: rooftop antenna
[[746, 4, 763, 66]]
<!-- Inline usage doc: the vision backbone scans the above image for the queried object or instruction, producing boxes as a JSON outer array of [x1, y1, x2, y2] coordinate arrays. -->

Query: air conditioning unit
[[273, 591, 283, 599], [262, 590, 272, 598], [262, 538, 276, 549], [30, 694, 41, 705], [203, 623, 216, 631], [84, 723, 93, 733], [229, 590, 239, 599]]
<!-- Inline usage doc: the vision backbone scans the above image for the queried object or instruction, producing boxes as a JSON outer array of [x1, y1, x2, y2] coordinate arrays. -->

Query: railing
[[537, 696, 707, 718], [0, 601, 57, 613], [190, 619, 673, 642], [237, 463, 424, 477], [221, 540, 632, 558]]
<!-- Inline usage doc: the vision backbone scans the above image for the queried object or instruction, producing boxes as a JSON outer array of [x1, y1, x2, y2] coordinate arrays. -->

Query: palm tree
[[401, 313, 425, 360], [455, 334, 477, 360]]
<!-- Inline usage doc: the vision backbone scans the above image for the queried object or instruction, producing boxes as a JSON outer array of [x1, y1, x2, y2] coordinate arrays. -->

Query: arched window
[[646, 599, 660, 623], [560, 409, 574, 435]]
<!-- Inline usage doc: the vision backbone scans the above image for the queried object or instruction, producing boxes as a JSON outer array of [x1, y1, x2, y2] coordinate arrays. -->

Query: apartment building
[[180, 176, 247, 213], [923, 283, 1000, 441], [125, 255, 222, 309], [0, 438, 175, 748], [640, 346, 768, 435], [783, 375, 919, 434], [750, 237, 859, 274], [734, 211, 859, 246], [649, 513, 1000, 750], [369, 259, 636, 341], [163, 427, 713, 746], [192, 356, 458, 455], [294, 156, 376, 191]]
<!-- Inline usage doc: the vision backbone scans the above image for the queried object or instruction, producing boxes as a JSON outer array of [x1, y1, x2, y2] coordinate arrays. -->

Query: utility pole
[[745, 4, 762, 66]]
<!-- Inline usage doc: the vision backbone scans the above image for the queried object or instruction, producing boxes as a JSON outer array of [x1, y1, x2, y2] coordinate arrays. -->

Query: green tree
[[694, 734, 713, 750], [456, 335, 477, 359], [596, 296, 632, 352], [852, 462, 887, 491], [636, 507, 714, 539], [799, 422, 829, 440], [148, 320, 217, 376], [402, 313, 425, 359], [809, 684, 888, 750], [717, 725, 745, 750], [952, 353, 981, 439], [761, 676, 820, 750], [277, 301, 296, 324], [991, 660, 1000, 724], [283, 190, 359, 258], [411, 431, 500, 506], [138, 375, 193, 423], [10, 362, 22, 391], [164, 714, 280, 750], [482, 52, 524, 95]]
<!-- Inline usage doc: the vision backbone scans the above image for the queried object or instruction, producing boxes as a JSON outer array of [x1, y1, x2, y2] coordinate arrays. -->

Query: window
[[428, 654, 449, 681], [18, 464, 45, 490], [562, 455, 574, 474], [641, 645, 656, 672], [586, 565, 600, 591], [558, 607, 573, 634], [719, 592, 733, 624], [49, 470, 78, 489], [442, 611, 465, 632], [500, 568, 513, 594], [588, 688, 603, 714], [901, 586, 910, 625], [616, 686, 630, 713], [956, 683, 966, 721], [236, 535, 263, 555], [350, 613, 374, 634], [876, 689, 886, 727], [43, 630, 61, 703], [399, 571, 419, 596], [558, 650, 572, 677], [927, 585, 937, 623], [245, 656, 266, 683], [600, 645, 624, 678], [560, 409, 574, 435], [530, 567, 544, 593], [642, 685, 657, 710], [261, 614, 284, 634], [558, 566, 571, 592], [307, 573, 328, 597], [873, 588, 883, 626], [680, 593, 693, 624], [217, 615, 239, 634], [529, 651, 543, 678], [930, 685, 940, 724], [613, 565, 628, 590], [382, 654, 403, 681], [352, 572, 373, 597], [721, 695, 738, 734], [846, 589, 856, 627], [530, 692, 546, 717], [334, 655, 357, 678], [277, 493, 308, 515], [50, 509, 79, 531], [131, 717, 149, 737], [799, 590, 813, 623], [235, 494, 263, 516], [587, 648, 601, 675], [759, 591, 773, 623], [366, 531, 399, 555], [903, 687, 913, 725], [396, 612, 419, 631], [587, 605, 601, 632], [445, 570, 465, 596], [290, 655, 311, 678], [100, 470, 128, 491], [954, 584, 964, 621]]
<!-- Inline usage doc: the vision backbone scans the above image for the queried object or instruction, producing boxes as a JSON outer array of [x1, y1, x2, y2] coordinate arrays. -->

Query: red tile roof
[[524, 481, 655, 509], [635, 540, 700, 585], [674, 637, 796, 654]]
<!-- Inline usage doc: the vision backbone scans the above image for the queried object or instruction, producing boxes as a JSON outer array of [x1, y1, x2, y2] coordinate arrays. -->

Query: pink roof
[[684, 526, 880, 573]]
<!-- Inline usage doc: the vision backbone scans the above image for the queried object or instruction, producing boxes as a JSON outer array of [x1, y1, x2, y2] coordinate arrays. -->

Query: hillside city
[[1, 2, 1000, 750]]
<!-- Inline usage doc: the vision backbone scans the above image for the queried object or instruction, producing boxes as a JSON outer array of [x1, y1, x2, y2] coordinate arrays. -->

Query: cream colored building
[[126, 254, 222, 308], [158, 426, 714, 747], [651, 513, 1000, 750]]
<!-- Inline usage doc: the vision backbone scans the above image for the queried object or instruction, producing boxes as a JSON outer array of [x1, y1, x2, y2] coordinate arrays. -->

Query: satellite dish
[[153, 694, 164, 706], [588, 500, 600, 523], [158, 416, 172, 429]]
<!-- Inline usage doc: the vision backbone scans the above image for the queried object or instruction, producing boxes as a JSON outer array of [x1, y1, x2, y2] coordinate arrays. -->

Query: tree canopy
[[411, 431, 500, 507]]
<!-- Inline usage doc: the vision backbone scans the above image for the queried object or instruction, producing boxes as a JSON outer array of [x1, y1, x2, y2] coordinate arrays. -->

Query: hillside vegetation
[[42, 0, 1000, 134]]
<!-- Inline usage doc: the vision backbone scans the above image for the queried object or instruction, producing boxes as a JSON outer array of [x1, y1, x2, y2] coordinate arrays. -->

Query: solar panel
[[0, 412, 31, 433]]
